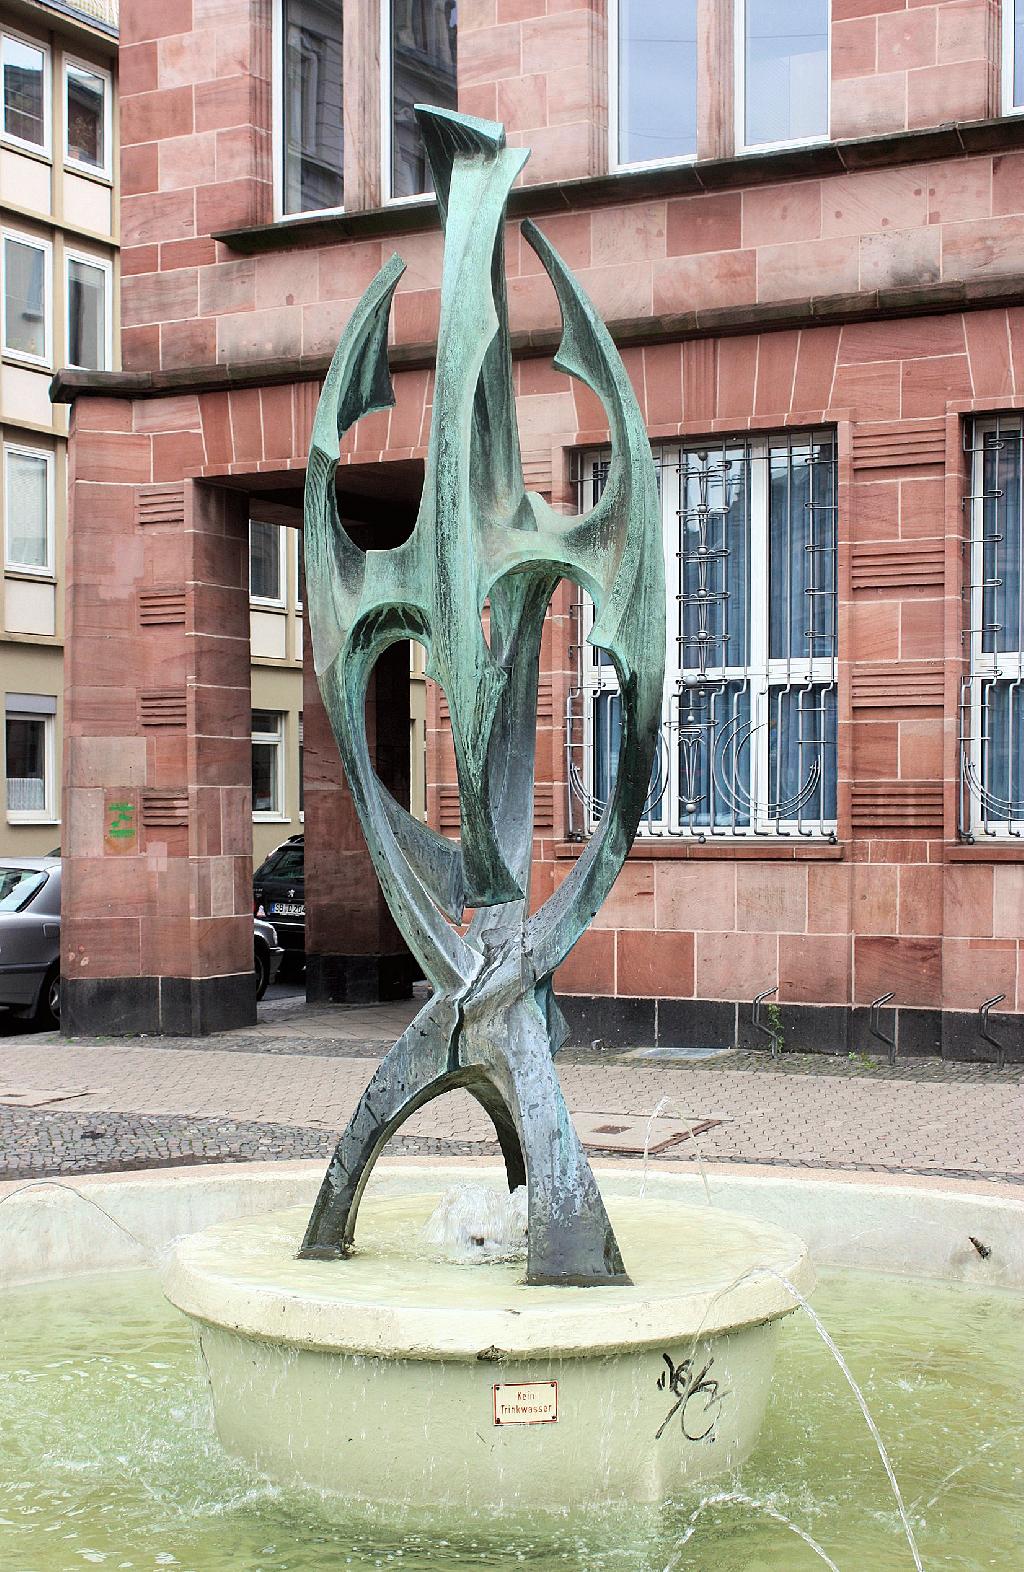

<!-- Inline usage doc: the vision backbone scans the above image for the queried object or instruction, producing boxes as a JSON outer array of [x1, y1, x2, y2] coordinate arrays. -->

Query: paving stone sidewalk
[[0, 996, 1020, 1184]]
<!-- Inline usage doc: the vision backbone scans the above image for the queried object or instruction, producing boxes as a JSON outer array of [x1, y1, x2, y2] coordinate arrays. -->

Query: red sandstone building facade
[[54, 1, 1024, 1061]]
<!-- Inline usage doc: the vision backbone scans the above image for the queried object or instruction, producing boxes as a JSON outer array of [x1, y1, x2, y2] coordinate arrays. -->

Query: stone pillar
[[63, 405, 254, 1034], [303, 625, 415, 1003]]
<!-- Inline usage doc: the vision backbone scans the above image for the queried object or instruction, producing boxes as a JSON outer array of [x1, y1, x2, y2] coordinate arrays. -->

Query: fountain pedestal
[[163, 1170, 812, 1510]]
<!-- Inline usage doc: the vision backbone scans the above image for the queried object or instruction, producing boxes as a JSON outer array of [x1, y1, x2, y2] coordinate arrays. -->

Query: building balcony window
[[1, 30, 49, 157], [64, 57, 112, 181], [1, 230, 51, 367], [3, 443, 53, 577]]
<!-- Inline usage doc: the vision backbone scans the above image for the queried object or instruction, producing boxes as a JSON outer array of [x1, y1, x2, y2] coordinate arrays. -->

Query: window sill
[[253, 813, 290, 823], [554, 839, 845, 861], [64, 161, 112, 187], [4, 568, 55, 583], [2, 351, 52, 373], [6, 815, 58, 826], [215, 114, 1023, 257], [0, 135, 51, 165], [948, 841, 1024, 861]]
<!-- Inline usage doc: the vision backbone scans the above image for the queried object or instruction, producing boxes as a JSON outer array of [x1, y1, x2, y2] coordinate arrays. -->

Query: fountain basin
[[162, 1176, 812, 1509]]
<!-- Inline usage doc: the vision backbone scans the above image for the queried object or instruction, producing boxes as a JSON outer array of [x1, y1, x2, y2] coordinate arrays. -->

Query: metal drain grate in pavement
[[573, 1111, 722, 1155]]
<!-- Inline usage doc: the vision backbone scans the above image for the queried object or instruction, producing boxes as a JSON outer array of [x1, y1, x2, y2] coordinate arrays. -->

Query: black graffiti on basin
[[655, 1351, 728, 1443]]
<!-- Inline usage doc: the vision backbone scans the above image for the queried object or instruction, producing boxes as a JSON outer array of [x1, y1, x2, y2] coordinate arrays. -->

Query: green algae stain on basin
[[1, 1269, 1021, 1571]]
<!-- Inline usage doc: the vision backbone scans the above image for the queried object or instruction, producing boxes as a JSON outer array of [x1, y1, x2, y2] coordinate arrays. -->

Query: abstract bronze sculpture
[[300, 108, 665, 1285]]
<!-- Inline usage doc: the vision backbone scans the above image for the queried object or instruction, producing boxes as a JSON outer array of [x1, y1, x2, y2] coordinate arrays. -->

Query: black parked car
[[254, 834, 305, 970]]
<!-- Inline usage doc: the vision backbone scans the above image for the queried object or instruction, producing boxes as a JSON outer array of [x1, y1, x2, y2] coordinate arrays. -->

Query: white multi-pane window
[[250, 519, 285, 604], [275, 0, 344, 217], [66, 251, 112, 370], [384, 0, 457, 200], [5, 697, 55, 821], [961, 417, 1024, 838], [2, 230, 51, 365], [252, 709, 285, 817], [1004, 1, 1024, 113], [570, 433, 838, 840], [64, 58, 112, 178], [737, 0, 829, 151], [1, 31, 49, 154], [3, 444, 53, 575], [612, 0, 698, 169]]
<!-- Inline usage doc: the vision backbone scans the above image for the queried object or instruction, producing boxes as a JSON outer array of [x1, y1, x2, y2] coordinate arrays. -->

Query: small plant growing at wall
[[766, 1002, 784, 1055]]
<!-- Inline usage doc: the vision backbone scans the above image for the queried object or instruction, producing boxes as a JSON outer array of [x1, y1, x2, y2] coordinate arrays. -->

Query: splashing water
[[420, 1182, 528, 1263], [760, 1266, 924, 1572], [663, 1490, 842, 1571], [638, 1097, 716, 1205], [0, 1177, 153, 1255]]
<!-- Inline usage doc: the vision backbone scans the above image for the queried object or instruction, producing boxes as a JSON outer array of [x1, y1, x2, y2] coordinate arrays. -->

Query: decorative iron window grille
[[961, 416, 1024, 839], [567, 432, 838, 840]]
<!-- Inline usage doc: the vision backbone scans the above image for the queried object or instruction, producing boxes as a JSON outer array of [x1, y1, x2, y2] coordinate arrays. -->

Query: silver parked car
[[0, 859, 283, 1029]]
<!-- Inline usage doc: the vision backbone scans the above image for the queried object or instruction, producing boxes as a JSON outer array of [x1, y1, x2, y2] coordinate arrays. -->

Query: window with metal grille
[[961, 417, 1024, 839], [568, 432, 838, 840]]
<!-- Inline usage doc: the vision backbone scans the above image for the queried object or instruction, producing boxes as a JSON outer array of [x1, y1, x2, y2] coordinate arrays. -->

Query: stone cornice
[[51, 270, 1024, 405], [212, 115, 1024, 256]]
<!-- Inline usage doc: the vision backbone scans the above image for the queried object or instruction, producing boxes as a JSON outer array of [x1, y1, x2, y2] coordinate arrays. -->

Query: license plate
[[270, 902, 304, 917]]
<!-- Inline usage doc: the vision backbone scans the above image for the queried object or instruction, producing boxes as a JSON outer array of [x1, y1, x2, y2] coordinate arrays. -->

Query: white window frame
[[1003, 0, 1024, 115], [252, 709, 287, 820], [63, 54, 113, 181], [965, 416, 1024, 838], [64, 247, 113, 371], [1, 227, 52, 368], [294, 526, 304, 610], [380, 0, 451, 206], [576, 434, 838, 840], [735, 0, 831, 155], [298, 710, 304, 820], [3, 442, 54, 578], [272, 0, 345, 223], [5, 704, 55, 824], [249, 518, 287, 608], [0, 28, 51, 159], [609, 0, 700, 174]]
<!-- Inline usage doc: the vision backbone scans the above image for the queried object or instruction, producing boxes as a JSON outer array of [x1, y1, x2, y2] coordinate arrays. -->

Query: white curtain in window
[[5, 449, 48, 569]]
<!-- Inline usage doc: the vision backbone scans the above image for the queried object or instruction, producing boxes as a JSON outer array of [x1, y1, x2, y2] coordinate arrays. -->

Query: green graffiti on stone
[[300, 109, 665, 1285]]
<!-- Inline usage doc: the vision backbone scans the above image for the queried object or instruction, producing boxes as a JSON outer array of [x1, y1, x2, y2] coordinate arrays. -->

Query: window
[[2, 231, 51, 364], [250, 519, 285, 604], [66, 252, 111, 370], [738, 0, 829, 150], [962, 417, 1024, 838], [613, 0, 698, 169], [298, 711, 304, 815], [5, 696, 55, 821], [385, 0, 457, 200], [570, 432, 838, 839], [252, 709, 285, 816], [1004, 1, 1024, 112], [278, 0, 344, 216], [295, 528, 304, 608], [1, 32, 48, 153], [3, 445, 52, 574], [64, 58, 111, 177]]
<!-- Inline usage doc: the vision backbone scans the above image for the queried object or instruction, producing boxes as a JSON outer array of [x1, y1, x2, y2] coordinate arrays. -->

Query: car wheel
[[254, 943, 270, 1002], [36, 964, 60, 1029]]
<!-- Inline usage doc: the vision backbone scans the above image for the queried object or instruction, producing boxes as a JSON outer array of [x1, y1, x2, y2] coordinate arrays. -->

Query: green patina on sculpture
[[300, 107, 665, 1286]]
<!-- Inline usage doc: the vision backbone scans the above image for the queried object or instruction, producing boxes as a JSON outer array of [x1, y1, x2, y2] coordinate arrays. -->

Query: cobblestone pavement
[[1, 996, 1020, 1185]]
